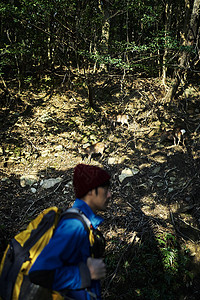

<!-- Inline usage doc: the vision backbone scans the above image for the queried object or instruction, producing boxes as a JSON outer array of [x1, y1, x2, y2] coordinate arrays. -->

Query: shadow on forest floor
[[0, 75, 200, 299]]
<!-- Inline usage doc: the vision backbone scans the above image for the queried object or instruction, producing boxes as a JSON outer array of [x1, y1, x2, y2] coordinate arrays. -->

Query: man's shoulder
[[56, 213, 89, 235]]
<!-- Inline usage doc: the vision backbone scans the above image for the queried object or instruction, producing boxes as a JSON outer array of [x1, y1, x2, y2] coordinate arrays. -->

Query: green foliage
[[104, 232, 192, 299], [0, 0, 197, 82]]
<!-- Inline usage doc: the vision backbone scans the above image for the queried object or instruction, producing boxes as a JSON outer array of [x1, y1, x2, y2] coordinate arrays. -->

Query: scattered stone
[[54, 145, 63, 151], [1, 177, 12, 184], [119, 168, 133, 183], [20, 175, 38, 187], [168, 187, 174, 193], [65, 181, 73, 188], [41, 177, 62, 189], [41, 150, 50, 157], [152, 166, 161, 174], [30, 187, 37, 193], [132, 167, 140, 175], [108, 157, 116, 165], [157, 182, 164, 187], [148, 179, 153, 186]]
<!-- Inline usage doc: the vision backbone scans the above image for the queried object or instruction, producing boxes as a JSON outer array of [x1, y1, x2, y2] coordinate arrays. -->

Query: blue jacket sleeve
[[29, 218, 91, 291]]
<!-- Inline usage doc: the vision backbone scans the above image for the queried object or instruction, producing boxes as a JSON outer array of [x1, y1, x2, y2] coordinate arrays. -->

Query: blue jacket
[[29, 199, 104, 300]]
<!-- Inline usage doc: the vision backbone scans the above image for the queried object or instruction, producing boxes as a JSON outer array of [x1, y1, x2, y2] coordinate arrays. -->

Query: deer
[[160, 128, 186, 146], [113, 114, 129, 129], [81, 142, 106, 161]]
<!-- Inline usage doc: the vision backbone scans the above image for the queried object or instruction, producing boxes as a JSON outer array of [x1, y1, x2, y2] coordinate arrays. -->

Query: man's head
[[73, 164, 111, 211]]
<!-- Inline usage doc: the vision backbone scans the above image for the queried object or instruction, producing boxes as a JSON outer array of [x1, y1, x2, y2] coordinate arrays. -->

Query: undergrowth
[[103, 232, 192, 300]]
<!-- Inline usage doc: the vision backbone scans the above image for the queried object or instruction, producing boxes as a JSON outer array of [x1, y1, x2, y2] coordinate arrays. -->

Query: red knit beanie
[[73, 164, 111, 198]]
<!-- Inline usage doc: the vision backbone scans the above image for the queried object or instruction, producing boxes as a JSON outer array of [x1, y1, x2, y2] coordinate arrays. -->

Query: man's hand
[[87, 257, 106, 280]]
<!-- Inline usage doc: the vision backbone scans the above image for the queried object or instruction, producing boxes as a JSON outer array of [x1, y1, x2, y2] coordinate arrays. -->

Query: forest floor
[[0, 73, 200, 299]]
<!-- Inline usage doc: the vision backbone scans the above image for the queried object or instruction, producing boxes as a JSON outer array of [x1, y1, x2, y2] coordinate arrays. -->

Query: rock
[[20, 175, 38, 187], [132, 167, 140, 175], [65, 181, 73, 188], [168, 187, 174, 193], [41, 177, 62, 189], [31, 187, 37, 193], [157, 182, 163, 187], [152, 166, 161, 174], [54, 145, 63, 151], [148, 179, 153, 187], [41, 150, 50, 157], [108, 157, 116, 165], [1, 177, 12, 184], [119, 168, 133, 183]]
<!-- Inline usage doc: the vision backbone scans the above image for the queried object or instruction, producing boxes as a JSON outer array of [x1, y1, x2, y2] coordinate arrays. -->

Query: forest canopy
[[0, 2, 200, 299], [0, 0, 199, 93]]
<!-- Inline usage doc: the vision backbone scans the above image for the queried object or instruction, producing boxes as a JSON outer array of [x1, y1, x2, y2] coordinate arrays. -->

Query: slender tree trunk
[[162, 1, 172, 85], [98, 0, 110, 71], [165, 0, 200, 101]]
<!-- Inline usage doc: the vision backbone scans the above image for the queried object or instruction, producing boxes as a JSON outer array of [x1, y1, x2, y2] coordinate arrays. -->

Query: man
[[29, 164, 111, 300]]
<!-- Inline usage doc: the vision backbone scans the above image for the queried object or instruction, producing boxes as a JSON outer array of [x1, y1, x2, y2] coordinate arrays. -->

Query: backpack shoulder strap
[[60, 208, 91, 233]]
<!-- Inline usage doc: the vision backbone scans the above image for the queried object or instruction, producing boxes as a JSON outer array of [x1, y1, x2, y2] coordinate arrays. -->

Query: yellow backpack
[[0, 207, 94, 300]]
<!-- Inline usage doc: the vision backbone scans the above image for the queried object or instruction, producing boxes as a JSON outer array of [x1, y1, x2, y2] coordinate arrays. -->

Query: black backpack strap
[[0, 240, 21, 300]]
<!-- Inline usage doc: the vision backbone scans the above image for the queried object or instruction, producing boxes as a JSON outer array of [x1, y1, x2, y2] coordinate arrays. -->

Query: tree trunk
[[162, 1, 172, 85], [165, 0, 200, 101], [98, 0, 110, 71]]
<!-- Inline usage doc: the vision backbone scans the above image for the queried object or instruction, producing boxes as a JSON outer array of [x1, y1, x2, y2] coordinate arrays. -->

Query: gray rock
[[20, 175, 38, 187], [41, 177, 62, 189], [119, 169, 133, 183], [31, 187, 37, 193]]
